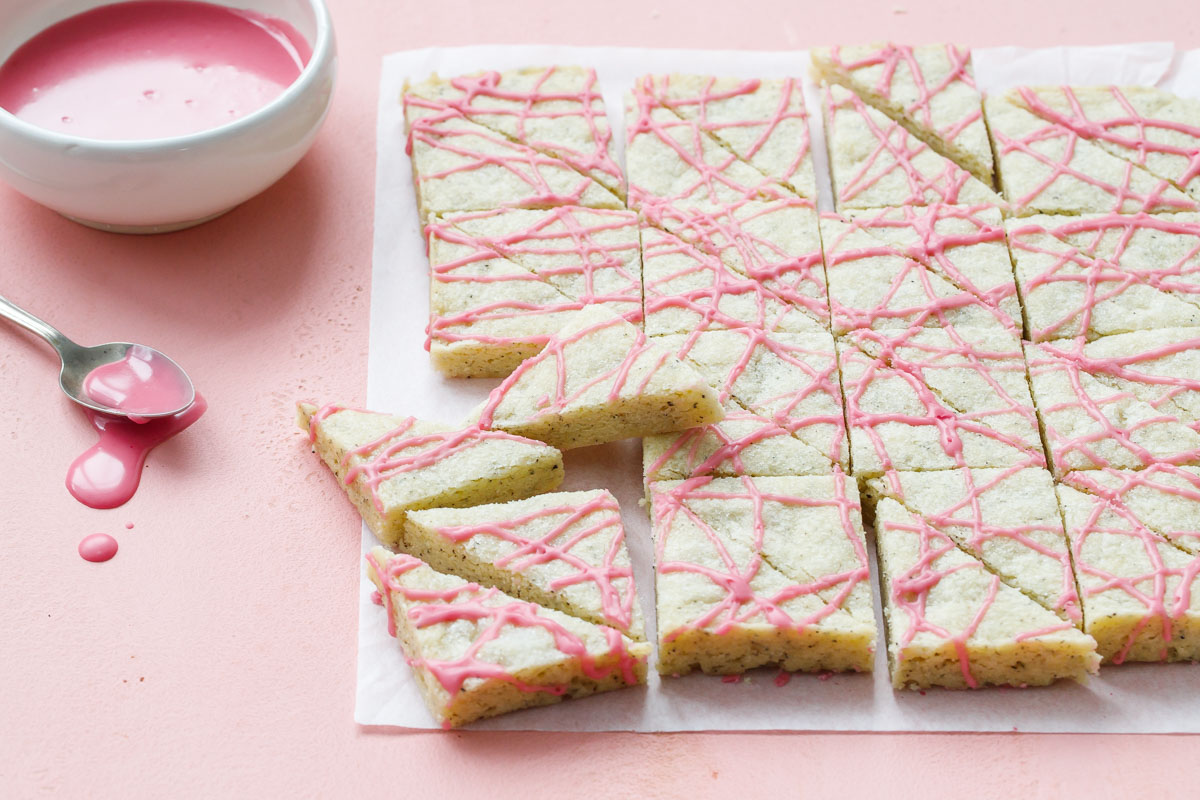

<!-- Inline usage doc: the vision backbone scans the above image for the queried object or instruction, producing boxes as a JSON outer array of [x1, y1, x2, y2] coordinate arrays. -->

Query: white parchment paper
[[360, 44, 1200, 732]]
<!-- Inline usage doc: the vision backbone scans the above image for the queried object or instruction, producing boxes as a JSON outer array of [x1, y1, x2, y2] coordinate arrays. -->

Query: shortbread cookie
[[404, 66, 624, 199], [1006, 85, 1200, 202], [471, 306, 724, 450], [1061, 464, 1200, 556], [403, 490, 643, 638], [1025, 331, 1200, 475], [404, 94, 621, 221], [984, 96, 1195, 217], [641, 223, 818, 337], [650, 474, 876, 675], [875, 497, 1099, 689], [840, 326, 1044, 478], [660, 328, 847, 468], [1007, 212, 1200, 341], [367, 548, 648, 728], [625, 86, 785, 220], [822, 84, 1001, 210], [649, 199, 830, 325], [812, 43, 994, 184], [1055, 485, 1200, 663], [820, 213, 1015, 337], [637, 74, 818, 198], [841, 204, 1019, 327], [427, 207, 641, 377], [866, 467, 1081, 623], [643, 400, 837, 482], [298, 403, 563, 548]]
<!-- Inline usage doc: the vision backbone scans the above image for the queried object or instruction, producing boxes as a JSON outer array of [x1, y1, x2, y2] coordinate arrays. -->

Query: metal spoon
[[0, 293, 195, 419]]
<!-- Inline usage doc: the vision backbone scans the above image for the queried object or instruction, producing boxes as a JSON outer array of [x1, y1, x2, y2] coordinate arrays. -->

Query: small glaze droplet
[[79, 533, 118, 562]]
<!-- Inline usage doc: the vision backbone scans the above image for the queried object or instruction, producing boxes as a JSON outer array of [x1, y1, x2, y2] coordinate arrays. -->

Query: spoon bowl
[[1, 293, 195, 420]]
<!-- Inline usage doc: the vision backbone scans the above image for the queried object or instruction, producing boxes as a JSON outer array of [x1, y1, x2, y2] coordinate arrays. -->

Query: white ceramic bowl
[[0, 0, 336, 233]]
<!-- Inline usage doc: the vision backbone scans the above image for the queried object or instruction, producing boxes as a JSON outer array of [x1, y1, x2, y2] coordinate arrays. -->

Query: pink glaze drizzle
[[81, 345, 192, 421], [367, 550, 643, 704], [1015, 86, 1200, 198], [78, 532, 118, 563], [428, 491, 637, 632], [404, 67, 623, 195], [424, 206, 642, 354], [650, 472, 871, 645], [646, 404, 815, 482], [306, 404, 545, 515], [66, 393, 207, 510], [1008, 212, 1200, 342], [824, 44, 983, 148], [824, 86, 981, 208]]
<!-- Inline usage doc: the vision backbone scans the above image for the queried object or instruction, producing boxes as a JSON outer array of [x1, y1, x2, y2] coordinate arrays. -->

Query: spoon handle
[[0, 293, 75, 354]]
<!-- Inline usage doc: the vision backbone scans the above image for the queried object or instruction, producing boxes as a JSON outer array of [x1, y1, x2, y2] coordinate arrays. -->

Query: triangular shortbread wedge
[[1005, 85, 1200, 202], [637, 74, 818, 199], [865, 467, 1082, 624], [984, 96, 1196, 217], [822, 84, 1001, 211], [426, 209, 638, 377], [402, 490, 644, 639], [840, 326, 1044, 478], [659, 328, 847, 468], [820, 213, 1016, 337], [404, 66, 625, 199], [643, 399, 836, 482], [648, 199, 830, 327], [625, 86, 786, 221], [1007, 212, 1200, 341], [812, 43, 994, 185], [841, 204, 1020, 327], [470, 306, 724, 450], [649, 475, 876, 676], [404, 94, 621, 221], [1055, 485, 1200, 664], [875, 497, 1099, 689], [1061, 464, 1200, 556], [298, 403, 563, 548], [366, 548, 649, 728], [641, 223, 818, 337], [1024, 331, 1200, 475]]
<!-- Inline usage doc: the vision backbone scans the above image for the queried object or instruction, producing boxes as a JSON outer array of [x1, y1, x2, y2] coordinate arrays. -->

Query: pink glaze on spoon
[[78, 532, 119, 563], [66, 392, 207, 509], [82, 345, 194, 422]]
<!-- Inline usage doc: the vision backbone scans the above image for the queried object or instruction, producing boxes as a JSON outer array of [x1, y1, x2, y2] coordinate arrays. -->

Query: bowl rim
[[0, 0, 335, 153]]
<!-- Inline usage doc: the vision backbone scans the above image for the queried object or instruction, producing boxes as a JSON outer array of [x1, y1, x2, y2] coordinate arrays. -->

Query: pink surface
[[2, 1, 1199, 796]]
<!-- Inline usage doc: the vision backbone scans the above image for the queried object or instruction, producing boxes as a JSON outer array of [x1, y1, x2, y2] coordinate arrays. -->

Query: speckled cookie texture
[[367, 548, 649, 728], [649, 475, 876, 676]]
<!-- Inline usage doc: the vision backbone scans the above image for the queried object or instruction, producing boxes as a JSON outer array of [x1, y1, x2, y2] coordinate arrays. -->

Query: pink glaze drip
[[474, 310, 678, 431], [650, 472, 871, 647], [66, 393, 207, 509], [643, 75, 812, 193], [430, 491, 636, 632], [0, 1, 310, 141], [307, 404, 545, 516], [1016, 86, 1200, 197], [81, 346, 192, 421], [824, 43, 982, 147], [824, 86, 981, 208], [367, 551, 643, 702], [403, 67, 622, 195], [1008, 212, 1200, 342], [773, 670, 791, 687], [78, 532, 119, 563], [990, 104, 1196, 215], [423, 206, 643, 354], [665, 326, 847, 467], [646, 405, 807, 482]]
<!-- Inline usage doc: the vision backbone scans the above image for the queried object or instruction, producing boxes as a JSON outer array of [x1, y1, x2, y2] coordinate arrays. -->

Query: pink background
[[3, 1, 1199, 796]]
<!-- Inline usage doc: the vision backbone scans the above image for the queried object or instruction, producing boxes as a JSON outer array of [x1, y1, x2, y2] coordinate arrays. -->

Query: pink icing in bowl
[[0, 0, 336, 233]]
